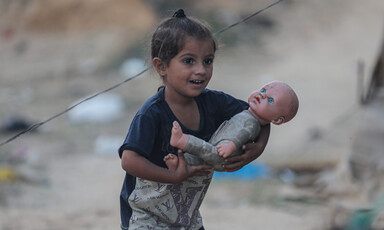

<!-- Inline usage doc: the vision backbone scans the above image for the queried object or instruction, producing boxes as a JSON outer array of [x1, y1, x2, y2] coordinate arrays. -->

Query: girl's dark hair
[[151, 9, 217, 65]]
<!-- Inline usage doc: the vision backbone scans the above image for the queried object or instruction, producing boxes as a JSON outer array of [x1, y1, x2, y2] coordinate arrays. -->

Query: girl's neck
[[164, 89, 195, 107], [164, 89, 200, 130]]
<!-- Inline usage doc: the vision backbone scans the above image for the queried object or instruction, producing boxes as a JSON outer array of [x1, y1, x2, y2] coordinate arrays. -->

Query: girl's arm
[[222, 124, 270, 172], [121, 150, 212, 184]]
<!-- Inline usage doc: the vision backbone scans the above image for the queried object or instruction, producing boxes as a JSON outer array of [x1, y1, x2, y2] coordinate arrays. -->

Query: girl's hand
[[222, 142, 264, 172], [223, 124, 270, 172], [174, 150, 212, 183]]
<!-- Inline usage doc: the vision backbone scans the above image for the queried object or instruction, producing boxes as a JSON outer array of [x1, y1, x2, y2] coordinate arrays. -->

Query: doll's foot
[[170, 121, 189, 150], [217, 141, 237, 158], [164, 154, 179, 171]]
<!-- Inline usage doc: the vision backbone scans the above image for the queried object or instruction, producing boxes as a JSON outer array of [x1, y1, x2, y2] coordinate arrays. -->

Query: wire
[[0, 0, 284, 147], [213, 0, 283, 36], [0, 68, 148, 147]]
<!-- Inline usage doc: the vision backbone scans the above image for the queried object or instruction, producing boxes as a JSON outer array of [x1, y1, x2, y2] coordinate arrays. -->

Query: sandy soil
[[1, 0, 384, 229]]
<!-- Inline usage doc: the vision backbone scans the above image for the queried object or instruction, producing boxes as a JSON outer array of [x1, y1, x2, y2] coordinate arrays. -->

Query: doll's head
[[248, 81, 299, 125]]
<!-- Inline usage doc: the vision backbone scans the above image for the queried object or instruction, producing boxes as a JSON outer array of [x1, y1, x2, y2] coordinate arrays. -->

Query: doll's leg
[[164, 154, 178, 171], [185, 135, 226, 171], [170, 121, 189, 150]]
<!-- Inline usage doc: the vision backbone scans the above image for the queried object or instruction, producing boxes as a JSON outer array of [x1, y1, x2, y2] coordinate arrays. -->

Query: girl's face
[[156, 37, 215, 100]]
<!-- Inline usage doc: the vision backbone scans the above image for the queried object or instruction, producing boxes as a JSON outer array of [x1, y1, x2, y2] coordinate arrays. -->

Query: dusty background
[[0, 0, 384, 229]]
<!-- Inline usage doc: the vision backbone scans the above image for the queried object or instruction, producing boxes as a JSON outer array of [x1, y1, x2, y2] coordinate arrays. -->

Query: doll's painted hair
[[151, 9, 217, 65]]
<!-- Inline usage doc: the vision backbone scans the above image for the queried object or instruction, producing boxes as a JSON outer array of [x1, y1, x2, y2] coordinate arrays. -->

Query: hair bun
[[172, 9, 186, 18]]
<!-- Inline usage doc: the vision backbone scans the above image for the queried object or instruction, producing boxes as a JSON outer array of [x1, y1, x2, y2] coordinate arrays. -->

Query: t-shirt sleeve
[[118, 114, 156, 158]]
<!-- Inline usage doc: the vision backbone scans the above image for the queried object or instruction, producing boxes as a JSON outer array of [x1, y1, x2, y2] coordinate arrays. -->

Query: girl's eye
[[261, 89, 266, 93], [268, 98, 274, 103], [183, 58, 194, 64], [204, 58, 213, 65]]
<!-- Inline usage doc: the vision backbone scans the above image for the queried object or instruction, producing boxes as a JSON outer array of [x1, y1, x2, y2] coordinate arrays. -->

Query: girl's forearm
[[121, 150, 180, 184], [257, 124, 270, 150]]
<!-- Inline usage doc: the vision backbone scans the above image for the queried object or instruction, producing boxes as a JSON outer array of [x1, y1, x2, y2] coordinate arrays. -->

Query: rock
[[1, 116, 32, 133], [94, 135, 122, 155], [67, 94, 124, 123], [119, 58, 146, 78]]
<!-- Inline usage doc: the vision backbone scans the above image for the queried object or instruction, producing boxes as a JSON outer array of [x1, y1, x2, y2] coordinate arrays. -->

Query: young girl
[[118, 9, 270, 230]]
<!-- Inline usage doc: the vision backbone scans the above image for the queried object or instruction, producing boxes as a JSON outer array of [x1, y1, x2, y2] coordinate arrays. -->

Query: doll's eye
[[268, 98, 274, 103], [261, 89, 266, 93]]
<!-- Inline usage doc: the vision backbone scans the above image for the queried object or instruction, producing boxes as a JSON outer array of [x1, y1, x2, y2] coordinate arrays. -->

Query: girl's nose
[[194, 63, 206, 75]]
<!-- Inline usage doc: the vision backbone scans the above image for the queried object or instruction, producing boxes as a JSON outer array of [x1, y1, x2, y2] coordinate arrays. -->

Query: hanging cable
[[0, 0, 284, 147]]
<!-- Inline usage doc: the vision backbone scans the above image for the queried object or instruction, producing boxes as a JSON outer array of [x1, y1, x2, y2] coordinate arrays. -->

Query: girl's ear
[[153, 58, 167, 76], [271, 116, 285, 125]]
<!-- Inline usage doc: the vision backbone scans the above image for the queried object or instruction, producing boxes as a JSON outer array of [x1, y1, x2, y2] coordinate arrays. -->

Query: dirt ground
[[1, 0, 384, 229]]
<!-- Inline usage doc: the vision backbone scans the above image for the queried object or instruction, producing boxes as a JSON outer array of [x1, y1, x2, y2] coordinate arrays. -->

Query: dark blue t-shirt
[[118, 88, 247, 228]]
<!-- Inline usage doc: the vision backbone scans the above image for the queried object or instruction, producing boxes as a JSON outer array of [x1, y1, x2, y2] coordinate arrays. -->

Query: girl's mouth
[[189, 80, 204, 85]]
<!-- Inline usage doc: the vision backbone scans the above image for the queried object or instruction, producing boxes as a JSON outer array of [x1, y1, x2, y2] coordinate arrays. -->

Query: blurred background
[[1, 0, 384, 229]]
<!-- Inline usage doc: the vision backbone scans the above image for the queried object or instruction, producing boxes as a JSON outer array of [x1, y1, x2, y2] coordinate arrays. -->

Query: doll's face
[[248, 81, 297, 125]]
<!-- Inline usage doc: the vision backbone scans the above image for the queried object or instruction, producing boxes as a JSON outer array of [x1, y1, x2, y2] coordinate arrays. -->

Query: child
[[165, 81, 299, 171], [118, 9, 270, 230]]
